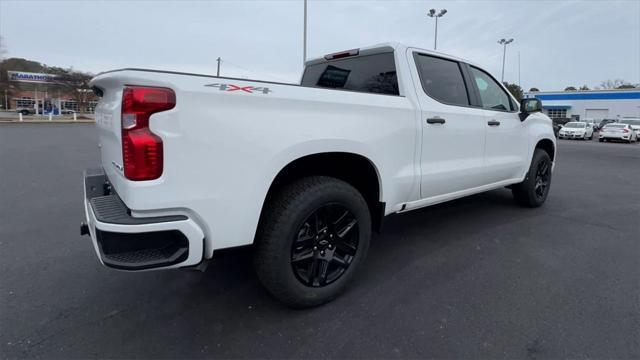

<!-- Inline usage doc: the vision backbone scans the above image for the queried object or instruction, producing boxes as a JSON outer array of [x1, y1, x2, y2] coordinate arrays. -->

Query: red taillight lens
[[323, 49, 359, 60], [623, 128, 629, 133], [121, 86, 175, 181]]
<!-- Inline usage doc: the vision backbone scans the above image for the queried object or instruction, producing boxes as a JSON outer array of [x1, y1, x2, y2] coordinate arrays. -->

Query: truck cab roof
[[306, 42, 475, 68]]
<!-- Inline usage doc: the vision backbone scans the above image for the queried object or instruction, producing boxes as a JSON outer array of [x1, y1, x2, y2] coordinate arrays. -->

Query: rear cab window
[[301, 52, 399, 96], [413, 53, 470, 106]]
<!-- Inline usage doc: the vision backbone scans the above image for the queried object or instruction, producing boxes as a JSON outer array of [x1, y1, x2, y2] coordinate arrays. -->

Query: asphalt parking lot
[[1, 124, 639, 359]]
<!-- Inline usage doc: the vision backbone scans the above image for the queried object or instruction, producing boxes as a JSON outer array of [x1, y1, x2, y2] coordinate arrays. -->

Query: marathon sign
[[7, 71, 59, 84]]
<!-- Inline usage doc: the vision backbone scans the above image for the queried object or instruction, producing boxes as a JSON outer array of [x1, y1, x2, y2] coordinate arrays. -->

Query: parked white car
[[82, 43, 556, 307], [619, 118, 640, 139], [581, 118, 598, 130], [558, 121, 593, 140], [599, 123, 638, 143]]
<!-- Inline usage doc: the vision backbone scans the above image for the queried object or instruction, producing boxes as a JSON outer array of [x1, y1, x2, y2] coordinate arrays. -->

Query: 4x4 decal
[[205, 83, 272, 94]]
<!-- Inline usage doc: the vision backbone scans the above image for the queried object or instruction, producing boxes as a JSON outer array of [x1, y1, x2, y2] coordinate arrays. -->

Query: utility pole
[[216, 57, 221, 77], [427, 9, 447, 50], [303, 0, 308, 66], [498, 38, 514, 83], [517, 51, 521, 86]]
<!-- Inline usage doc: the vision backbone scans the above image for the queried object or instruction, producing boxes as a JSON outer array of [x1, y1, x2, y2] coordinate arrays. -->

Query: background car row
[[556, 118, 640, 143]]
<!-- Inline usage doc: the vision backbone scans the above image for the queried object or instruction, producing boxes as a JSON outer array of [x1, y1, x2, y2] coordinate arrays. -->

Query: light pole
[[498, 38, 514, 83], [427, 8, 447, 50], [303, 0, 308, 67]]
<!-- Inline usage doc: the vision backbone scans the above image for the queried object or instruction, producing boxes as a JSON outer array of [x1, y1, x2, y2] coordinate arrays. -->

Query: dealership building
[[524, 89, 640, 121], [3, 71, 98, 114]]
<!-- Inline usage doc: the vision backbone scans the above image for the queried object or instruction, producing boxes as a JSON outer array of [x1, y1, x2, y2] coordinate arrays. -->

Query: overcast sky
[[1, 0, 638, 91]]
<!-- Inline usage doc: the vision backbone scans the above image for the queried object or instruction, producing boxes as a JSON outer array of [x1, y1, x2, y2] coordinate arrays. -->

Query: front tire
[[254, 176, 371, 308], [512, 149, 552, 208]]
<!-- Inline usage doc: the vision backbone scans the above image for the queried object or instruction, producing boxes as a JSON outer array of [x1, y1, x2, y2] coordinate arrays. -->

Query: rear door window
[[413, 53, 470, 106], [301, 53, 399, 95]]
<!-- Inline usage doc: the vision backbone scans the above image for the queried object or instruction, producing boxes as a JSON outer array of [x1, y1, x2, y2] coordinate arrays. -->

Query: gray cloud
[[1, 0, 638, 90]]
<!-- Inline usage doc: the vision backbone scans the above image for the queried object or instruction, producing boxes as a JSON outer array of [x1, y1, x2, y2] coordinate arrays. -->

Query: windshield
[[564, 122, 586, 128]]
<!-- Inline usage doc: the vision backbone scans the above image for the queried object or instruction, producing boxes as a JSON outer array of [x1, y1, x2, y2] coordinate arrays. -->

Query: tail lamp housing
[[121, 86, 176, 181]]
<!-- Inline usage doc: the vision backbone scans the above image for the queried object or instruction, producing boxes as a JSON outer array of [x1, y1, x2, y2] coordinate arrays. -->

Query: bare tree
[[598, 79, 633, 89]]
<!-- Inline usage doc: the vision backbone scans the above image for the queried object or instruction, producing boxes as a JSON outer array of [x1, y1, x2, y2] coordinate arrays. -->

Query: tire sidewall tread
[[254, 176, 371, 308]]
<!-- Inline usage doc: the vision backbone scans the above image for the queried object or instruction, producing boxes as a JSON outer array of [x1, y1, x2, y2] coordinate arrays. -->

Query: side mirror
[[519, 98, 542, 121]]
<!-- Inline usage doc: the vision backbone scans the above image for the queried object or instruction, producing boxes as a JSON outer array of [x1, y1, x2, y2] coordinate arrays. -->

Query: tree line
[[503, 79, 638, 102]]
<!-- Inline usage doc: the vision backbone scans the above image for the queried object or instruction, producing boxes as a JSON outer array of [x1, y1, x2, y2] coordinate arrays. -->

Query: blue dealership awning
[[542, 105, 571, 110]]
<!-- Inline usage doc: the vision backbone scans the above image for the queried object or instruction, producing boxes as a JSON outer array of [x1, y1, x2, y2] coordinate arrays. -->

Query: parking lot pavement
[[1, 124, 639, 359]]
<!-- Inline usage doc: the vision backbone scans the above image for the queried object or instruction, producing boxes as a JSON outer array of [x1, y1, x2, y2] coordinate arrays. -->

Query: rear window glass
[[413, 53, 469, 106], [301, 53, 399, 96], [606, 124, 625, 128]]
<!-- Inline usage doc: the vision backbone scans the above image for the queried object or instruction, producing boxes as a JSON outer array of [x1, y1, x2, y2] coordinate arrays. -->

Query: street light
[[427, 8, 447, 50], [498, 38, 514, 83], [303, 0, 308, 67]]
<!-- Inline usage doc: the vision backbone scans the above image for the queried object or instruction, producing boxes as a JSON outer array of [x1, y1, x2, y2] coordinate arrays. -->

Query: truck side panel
[[91, 71, 420, 256]]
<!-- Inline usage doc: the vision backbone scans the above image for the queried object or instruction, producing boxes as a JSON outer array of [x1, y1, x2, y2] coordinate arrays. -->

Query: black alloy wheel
[[254, 176, 371, 308], [512, 149, 552, 208], [534, 158, 551, 200], [291, 203, 359, 287]]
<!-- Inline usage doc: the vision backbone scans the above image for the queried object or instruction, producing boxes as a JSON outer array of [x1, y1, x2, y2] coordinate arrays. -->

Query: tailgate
[[92, 78, 124, 187]]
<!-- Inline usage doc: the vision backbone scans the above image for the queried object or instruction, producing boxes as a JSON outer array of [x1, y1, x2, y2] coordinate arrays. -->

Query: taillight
[[121, 86, 176, 181], [623, 128, 629, 133]]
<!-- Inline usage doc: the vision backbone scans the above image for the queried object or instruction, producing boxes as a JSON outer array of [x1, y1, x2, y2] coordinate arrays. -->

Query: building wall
[[9, 88, 98, 113], [525, 89, 640, 120]]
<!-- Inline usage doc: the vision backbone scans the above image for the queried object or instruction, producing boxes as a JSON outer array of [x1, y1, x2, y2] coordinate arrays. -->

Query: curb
[[0, 120, 95, 124]]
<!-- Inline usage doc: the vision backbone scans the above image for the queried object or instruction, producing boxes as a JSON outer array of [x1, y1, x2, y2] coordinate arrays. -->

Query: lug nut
[[313, 246, 318, 251], [320, 251, 325, 256]]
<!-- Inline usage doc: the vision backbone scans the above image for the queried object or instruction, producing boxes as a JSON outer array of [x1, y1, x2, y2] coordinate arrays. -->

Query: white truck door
[[409, 51, 487, 199], [467, 65, 528, 184]]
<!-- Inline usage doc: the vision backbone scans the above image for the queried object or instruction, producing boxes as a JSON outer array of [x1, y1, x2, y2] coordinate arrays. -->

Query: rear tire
[[254, 176, 371, 308], [512, 149, 552, 208]]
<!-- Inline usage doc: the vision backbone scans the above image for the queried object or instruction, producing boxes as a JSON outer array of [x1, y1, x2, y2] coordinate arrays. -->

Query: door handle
[[487, 120, 501, 126], [426, 117, 446, 124]]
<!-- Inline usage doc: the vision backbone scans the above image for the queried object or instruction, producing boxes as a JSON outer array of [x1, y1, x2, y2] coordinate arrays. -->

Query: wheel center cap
[[318, 239, 329, 246]]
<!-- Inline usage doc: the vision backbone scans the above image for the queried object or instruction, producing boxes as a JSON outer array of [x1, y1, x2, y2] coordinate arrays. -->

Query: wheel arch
[[535, 138, 556, 161], [258, 152, 385, 234]]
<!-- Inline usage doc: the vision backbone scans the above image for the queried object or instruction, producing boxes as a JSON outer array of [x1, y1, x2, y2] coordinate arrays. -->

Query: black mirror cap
[[519, 98, 543, 121]]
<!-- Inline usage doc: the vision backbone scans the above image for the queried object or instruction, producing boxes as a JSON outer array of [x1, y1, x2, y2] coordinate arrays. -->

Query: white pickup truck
[[82, 43, 555, 307]]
